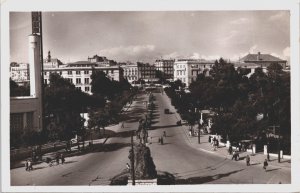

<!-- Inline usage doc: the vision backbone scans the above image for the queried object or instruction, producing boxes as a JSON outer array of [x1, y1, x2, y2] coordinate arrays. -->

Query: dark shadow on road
[[96, 143, 131, 152], [266, 168, 281, 172], [150, 124, 179, 130], [175, 169, 244, 184], [250, 162, 261, 166], [32, 166, 47, 171]]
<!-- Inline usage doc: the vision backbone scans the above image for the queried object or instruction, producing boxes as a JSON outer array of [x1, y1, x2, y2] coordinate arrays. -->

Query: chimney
[[257, 52, 261, 60]]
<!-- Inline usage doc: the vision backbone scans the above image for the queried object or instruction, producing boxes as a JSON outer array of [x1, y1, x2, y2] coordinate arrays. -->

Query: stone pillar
[[28, 34, 43, 131], [226, 140, 231, 148], [28, 34, 41, 97], [264, 145, 268, 155], [252, 144, 256, 154]]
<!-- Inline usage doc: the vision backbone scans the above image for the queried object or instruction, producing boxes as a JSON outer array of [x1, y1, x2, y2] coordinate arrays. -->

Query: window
[[68, 71, 72, 75], [76, 71, 81, 75], [84, 70, 89, 74], [76, 78, 81, 84], [68, 78, 73, 83], [44, 72, 47, 75], [111, 70, 114, 74], [59, 71, 62, 75], [84, 78, 89, 84], [44, 79, 48, 85], [85, 87, 90, 92]]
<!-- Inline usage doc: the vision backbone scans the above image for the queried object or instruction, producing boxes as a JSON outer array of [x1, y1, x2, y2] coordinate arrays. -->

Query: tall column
[[28, 34, 43, 131], [28, 34, 41, 97]]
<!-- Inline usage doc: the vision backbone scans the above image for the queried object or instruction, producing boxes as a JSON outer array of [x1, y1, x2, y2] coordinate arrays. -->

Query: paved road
[[10, 93, 148, 186], [10, 90, 290, 185], [147, 91, 290, 184]]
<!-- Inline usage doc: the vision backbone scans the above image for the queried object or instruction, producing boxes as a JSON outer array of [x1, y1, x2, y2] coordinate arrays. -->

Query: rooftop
[[240, 52, 286, 62]]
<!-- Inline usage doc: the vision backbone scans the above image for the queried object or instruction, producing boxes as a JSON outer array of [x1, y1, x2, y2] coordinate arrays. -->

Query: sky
[[10, 11, 290, 64]]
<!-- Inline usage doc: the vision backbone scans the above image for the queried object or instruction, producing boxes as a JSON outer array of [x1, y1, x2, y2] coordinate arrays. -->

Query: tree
[[44, 73, 89, 142], [10, 79, 30, 97]]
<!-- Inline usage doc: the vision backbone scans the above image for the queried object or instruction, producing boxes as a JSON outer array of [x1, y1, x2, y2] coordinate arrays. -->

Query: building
[[10, 63, 30, 86], [43, 51, 63, 69], [88, 54, 117, 67], [43, 60, 123, 95], [239, 52, 287, 69], [121, 63, 139, 84], [233, 62, 267, 77], [154, 59, 175, 80], [10, 34, 43, 135], [173, 59, 214, 87], [137, 62, 158, 82]]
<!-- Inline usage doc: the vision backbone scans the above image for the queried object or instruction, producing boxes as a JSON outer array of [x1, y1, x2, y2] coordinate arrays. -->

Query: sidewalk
[[182, 132, 291, 169], [164, 94, 291, 170]]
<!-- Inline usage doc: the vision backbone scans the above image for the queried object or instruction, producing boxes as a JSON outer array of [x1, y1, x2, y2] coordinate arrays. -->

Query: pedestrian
[[189, 129, 192, 136], [163, 131, 167, 137], [238, 142, 241, 152], [235, 151, 239, 161], [126, 163, 130, 171], [263, 159, 268, 171], [56, 154, 60, 165], [121, 122, 125, 128], [160, 136, 164, 145], [61, 154, 65, 164], [208, 136, 211, 143], [228, 146, 233, 155], [28, 160, 33, 171], [246, 155, 250, 166], [25, 160, 29, 171]]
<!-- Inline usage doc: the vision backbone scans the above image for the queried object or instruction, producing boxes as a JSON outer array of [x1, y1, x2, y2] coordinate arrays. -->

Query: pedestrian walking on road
[[28, 160, 33, 171], [61, 154, 65, 164], [160, 136, 164, 145], [263, 159, 268, 171], [126, 163, 130, 171], [56, 154, 60, 165], [25, 160, 29, 171], [246, 155, 250, 166], [121, 122, 125, 128], [163, 131, 167, 137], [228, 146, 233, 155]]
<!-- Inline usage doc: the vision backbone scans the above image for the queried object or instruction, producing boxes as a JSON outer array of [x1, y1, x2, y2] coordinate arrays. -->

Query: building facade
[[43, 51, 63, 69], [44, 61, 122, 95], [239, 52, 287, 69], [137, 62, 157, 82], [10, 63, 30, 86], [154, 59, 175, 80], [174, 59, 214, 87], [10, 34, 43, 135], [88, 54, 117, 67], [121, 64, 139, 84]]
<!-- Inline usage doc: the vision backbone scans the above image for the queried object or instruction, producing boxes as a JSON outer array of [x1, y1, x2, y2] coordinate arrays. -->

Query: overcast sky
[[10, 11, 290, 64]]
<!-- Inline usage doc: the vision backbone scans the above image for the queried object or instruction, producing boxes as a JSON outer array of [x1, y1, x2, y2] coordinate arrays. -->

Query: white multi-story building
[[43, 61, 122, 95], [121, 63, 139, 84], [174, 59, 214, 87], [10, 63, 30, 86], [154, 59, 175, 80]]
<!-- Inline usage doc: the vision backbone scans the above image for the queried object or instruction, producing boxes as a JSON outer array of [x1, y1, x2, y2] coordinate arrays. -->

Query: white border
[[1, 0, 300, 192]]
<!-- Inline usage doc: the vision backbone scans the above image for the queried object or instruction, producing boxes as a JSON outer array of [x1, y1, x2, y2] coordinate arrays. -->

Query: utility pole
[[130, 133, 135, 185]]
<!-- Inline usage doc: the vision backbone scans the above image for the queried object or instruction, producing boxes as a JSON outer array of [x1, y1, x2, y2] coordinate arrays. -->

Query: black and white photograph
[[1, 0, 300, 192]]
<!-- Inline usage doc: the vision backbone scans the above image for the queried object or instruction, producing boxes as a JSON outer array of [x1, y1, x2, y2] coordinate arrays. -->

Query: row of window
[[176, 70, 186, 76], [44, 69, 115, 76]]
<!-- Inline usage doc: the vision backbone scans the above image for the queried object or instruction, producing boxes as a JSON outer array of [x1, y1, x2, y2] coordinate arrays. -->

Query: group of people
[[25, 159, 33, 171], [208, 136, 219, 151], [158, 131, 167, 145], [228, 145, 269, 171]]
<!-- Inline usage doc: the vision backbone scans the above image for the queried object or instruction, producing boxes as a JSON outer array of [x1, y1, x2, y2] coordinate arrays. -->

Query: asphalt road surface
[[10, 90, 290, 185]]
